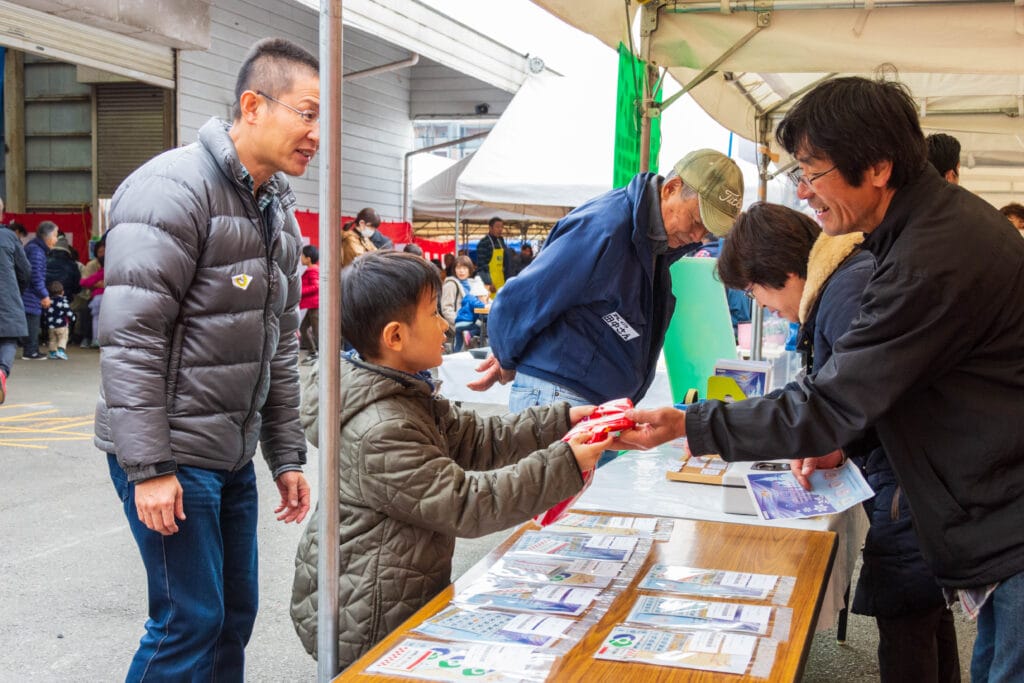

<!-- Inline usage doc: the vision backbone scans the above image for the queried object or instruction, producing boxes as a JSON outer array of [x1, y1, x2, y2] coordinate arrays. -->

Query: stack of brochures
[[367, 513, 673, 682], [592, 563, 797, 677]]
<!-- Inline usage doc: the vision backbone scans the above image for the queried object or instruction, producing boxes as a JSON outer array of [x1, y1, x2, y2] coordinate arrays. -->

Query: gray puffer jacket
[[290, 356, 583, 669], [94, 117, 306, 482]]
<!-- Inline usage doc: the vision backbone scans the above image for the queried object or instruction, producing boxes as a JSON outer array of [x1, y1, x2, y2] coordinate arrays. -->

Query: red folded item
[[534, 398, 635, 527]]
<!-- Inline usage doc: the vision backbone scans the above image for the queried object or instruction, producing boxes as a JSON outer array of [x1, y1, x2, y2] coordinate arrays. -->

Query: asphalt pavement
[[0, 348, 975, 681]]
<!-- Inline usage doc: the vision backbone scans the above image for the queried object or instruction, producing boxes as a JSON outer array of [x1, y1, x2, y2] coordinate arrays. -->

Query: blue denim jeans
[[0, 337, 17, 376], [971, 570, 1024, 683], [108, 455, 259, 683], [22, 313, 41, 356], [509, 372, 620, 467]]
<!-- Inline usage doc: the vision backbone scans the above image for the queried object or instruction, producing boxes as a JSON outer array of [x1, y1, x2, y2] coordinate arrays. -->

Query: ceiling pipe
[[344, 53, 419, 81]]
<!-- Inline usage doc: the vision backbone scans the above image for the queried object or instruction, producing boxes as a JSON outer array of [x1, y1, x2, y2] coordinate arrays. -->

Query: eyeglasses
[[786, 165, 837, 189], [256, 90, 319, 125], [743, 285, 756, 300]]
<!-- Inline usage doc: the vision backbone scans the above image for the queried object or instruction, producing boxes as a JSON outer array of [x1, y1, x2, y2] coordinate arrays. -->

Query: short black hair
[[47, 280, 64, 296], [1001, 202, 1024, 222], [717, 202, 821, 290], [488, 216, 503, 228], [7, 221, 27, 237], [355, 207, 381, 227], [777, 77, 927, 190], [926, 133, 961, 177], [232, 37, 319, 121], [302, 244, 319, 263], [403, 243, 424, 256], [342, 251, 441, 359]]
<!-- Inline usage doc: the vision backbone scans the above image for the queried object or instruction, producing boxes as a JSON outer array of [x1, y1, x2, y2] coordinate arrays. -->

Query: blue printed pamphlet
[[745, 460, 873, 520]]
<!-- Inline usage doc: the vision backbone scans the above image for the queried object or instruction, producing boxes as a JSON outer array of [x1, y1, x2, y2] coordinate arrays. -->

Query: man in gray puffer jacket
[[95, 38, 317, 681]]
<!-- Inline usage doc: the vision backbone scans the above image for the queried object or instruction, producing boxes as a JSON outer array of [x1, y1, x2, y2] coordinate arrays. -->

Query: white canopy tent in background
[[531, 0, 1024, 208], [412, 70, 788, 228]]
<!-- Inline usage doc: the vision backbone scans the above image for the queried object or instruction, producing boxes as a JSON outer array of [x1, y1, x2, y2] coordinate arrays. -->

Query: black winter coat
[[796, 235, 943, 617], [688, 167, 1024, 588], [0, 229, 30, 338]]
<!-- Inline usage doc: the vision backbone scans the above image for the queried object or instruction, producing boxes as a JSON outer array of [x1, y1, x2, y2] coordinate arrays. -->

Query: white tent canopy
[[532, 1, 1024, 204], [413, 69, 788, 223]]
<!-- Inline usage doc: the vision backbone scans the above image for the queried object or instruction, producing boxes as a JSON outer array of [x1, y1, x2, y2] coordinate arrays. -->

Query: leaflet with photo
[[454, 578, 602, 616], [625, 596, 774, 635], [546, 513, 659, 535], [594, 625, 774, 676], [639, 564, 780, 601], [367, 638, 555, 683], [507, 531, 639, 562], [486, 556, 623, 589], [746, 460, 874, 521], [412, 606, 575, 648]]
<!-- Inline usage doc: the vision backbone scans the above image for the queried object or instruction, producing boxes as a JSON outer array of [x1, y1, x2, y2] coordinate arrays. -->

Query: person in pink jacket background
[[298, 244, 319, 365]]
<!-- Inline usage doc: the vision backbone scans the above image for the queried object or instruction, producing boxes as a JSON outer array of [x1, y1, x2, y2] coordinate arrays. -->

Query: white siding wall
[[177, 0, 414, 218], [410, 59, 513, 118]]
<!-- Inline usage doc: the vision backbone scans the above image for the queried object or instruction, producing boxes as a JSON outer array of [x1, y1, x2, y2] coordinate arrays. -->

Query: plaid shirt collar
[[239, 166, 276, 211]]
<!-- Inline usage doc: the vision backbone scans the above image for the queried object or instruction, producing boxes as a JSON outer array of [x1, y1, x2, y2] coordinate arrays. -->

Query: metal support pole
[[317, 0, 342, 679], [749, 114, 772, 361]]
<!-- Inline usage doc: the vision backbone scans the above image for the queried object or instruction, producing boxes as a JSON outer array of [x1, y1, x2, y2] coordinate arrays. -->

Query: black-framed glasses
[[787, 165, 837, 189], [256, 90, 319, 125], [743, 285, 756, 300]]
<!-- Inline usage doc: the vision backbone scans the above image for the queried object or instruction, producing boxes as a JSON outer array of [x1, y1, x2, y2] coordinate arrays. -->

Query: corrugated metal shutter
[[96, 83, 173, 197], [0, 0, 174, 89]]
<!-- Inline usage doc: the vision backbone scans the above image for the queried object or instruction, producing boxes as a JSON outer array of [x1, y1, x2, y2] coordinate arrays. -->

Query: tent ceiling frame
[[661, 0, 1011, 13]]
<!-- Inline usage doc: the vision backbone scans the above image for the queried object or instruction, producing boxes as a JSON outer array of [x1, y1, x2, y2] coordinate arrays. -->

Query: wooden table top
[[335, 514, 837, 683]]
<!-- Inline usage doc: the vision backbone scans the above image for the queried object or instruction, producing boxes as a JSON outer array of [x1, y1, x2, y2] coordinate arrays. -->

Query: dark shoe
[[22, 353, 46, 360]]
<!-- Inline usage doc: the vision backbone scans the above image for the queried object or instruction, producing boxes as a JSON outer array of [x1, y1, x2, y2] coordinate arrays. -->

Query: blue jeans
[[971, 570, 1024, 683], [453, 321, 481, 351], [0, 337, 17, 376], [22, 313, 41, 356], [108, 455, 259, 682], [509, 372, 619, 467]]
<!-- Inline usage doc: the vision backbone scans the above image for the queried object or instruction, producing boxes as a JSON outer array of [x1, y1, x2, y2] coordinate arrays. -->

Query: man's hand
[[135, 474, 185, 536], [790, 449, 845, 491], [568, 405, 596, 425], [615, 407, 687, 450], [466, 354, 515, 392], [274, 471, 310, 524]]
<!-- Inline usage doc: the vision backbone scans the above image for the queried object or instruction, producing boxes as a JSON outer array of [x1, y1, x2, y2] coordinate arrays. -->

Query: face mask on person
[[360, 227, 375, 238]]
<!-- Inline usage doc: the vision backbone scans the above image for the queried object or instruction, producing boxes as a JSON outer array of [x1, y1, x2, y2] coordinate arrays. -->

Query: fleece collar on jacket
[[798, 231, 866, 324]]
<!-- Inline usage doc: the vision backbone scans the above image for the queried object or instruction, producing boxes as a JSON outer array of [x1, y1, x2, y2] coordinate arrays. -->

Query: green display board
[[662, 258, 737, 403]]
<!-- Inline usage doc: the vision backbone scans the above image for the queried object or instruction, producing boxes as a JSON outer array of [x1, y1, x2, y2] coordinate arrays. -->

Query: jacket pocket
[[165, 322, 186, 414]]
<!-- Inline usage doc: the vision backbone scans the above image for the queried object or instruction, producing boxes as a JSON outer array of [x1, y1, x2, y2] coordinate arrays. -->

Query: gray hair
[[36, 221, 58, 239]]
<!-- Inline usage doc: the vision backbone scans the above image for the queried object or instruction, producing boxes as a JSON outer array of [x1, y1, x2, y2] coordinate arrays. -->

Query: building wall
[[409, 59, 513, 118], [177, 0, 414, 219]]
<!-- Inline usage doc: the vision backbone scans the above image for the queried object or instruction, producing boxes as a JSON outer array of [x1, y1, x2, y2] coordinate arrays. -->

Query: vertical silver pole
[[750, 116, 770, 361], [317, 0, 342, 679]]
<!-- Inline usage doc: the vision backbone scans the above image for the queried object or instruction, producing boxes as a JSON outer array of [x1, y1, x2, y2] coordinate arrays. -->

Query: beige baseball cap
[[673, 149, 744, 237]]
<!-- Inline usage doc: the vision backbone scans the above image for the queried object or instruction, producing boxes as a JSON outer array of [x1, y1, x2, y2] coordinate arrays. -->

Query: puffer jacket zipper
[[235, 192, 275, 470]]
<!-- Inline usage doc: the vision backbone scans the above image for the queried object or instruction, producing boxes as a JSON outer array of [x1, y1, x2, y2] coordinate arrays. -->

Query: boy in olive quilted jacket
[[290, 251, 610, 668]]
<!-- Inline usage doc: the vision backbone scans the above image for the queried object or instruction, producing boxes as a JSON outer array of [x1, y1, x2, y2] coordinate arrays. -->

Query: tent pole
[[454, 199, 461, 254], [749, 113, 772, 362], [316, 0, 343, 679]]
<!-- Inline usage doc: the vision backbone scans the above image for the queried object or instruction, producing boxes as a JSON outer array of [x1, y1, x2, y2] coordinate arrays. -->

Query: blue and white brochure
[[745, 460, 873, 521]]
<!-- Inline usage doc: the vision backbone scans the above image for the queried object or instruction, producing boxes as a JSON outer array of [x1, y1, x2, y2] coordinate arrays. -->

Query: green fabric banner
[[613, 42, 662, 188]]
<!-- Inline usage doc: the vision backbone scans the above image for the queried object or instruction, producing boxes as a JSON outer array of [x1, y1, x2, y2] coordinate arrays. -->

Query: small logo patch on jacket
[[602, 312, 639, 341], [232, 274, 253, 290]]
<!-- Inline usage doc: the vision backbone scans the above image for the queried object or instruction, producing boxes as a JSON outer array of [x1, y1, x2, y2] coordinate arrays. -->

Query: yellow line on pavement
[[0, 409, 58, 421]]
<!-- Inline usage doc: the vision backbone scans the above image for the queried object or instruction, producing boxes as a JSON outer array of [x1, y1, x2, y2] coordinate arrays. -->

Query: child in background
[[289, 251, 609, 669], [298, 244, 319, 365], [79, 259, 105, 348], [43, 281, 76, 360], [440, 254, 486, 351]]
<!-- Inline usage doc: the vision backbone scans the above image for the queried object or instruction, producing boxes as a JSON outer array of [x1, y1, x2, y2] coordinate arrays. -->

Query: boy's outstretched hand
[[567, 431, 614, 473], [568, 405, 597, 425]]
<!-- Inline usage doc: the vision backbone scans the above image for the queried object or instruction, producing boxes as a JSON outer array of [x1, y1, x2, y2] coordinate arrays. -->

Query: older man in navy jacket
[[471, 150, 743, 423]]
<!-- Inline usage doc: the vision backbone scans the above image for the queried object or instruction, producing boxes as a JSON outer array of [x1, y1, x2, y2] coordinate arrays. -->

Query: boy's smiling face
[[384, 288, 448, 374]]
